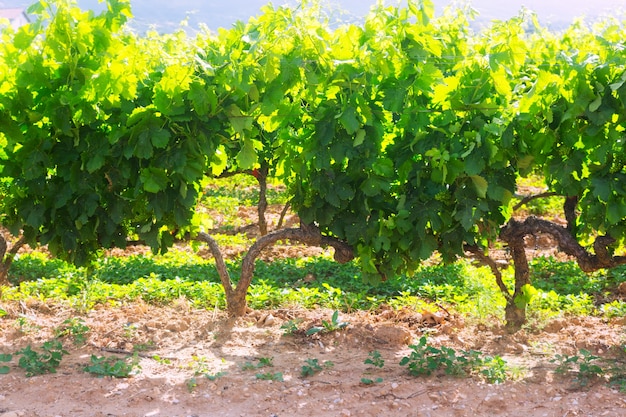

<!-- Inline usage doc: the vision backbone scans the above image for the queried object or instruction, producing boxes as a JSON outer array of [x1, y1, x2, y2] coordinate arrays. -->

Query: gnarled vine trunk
[[0, 234, 27, 287], [197, 224, 354, 317], [499, 211, 626, 331]]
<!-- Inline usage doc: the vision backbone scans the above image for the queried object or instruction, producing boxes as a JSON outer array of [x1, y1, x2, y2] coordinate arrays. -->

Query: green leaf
[[588, 94, 602, 112], [607, 201, 626, 224], [514, 284, 538, 309], [235, 139, 257, 170], [361, 177, 388, 197], [86, 154, 105, 173], [151, 129, 170, 149], [306, 327, 324, 336], [140, 168, 169, 193], [353, 129, 366, 147], [228, 105, 253, 135], [591, 178, 611, 201], [189, 82, 210, 115], [339, 106, 360, 135], [470, 175, 488, 198]]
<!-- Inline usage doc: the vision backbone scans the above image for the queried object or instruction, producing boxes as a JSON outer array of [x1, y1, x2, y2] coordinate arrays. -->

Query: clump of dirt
[[0, 301, 625, 417]]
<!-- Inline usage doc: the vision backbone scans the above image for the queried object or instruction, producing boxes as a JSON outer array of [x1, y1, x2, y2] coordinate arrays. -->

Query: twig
[[95, 346, 176, 360], [513, 191, 560, 211]]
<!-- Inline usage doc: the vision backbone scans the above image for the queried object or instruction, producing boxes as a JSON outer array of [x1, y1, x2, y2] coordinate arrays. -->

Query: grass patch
[[3, 249, 624, 322]]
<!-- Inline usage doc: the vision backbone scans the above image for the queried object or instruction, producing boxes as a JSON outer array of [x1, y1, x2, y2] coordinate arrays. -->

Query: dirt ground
[[0, 301, 625, 417]]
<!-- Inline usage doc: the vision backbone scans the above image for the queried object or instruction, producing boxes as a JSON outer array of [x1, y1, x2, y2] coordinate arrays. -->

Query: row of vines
[[1, 0, 626, 329]]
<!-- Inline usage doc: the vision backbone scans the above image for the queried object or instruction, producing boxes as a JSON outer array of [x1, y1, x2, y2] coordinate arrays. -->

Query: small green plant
[[364, 350, 385, 368], [122, 323, 138, 339], [241, 357, 274, 371], [14, 317, 39, 334], [479, 355, 509, 384], [255, 372, 284, 381], [205, 371, 227, 381], [360, 377, 384, 385], [306, 311, 349, 335], [0, 353, 11, 374], [55, 318, 90, 346], [186, 377, 198, 392], [280, 319, 302, 335], [241, 361, 257, 371], [258, 357, 273, 367], [399, 336, 508, 382], [609, 373, 626, 392], [84, 354, 139, 378], [16, 340, 68, 377], [552, 349, 605, 387], [133, 341, 156, 352], [399, 336, 450, 377], [152, 355, 171, 365], [301, 358, 333, 377], [188, 355, 211, 375]]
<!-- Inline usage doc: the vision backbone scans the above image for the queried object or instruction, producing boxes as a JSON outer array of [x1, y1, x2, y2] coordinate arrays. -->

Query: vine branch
[[512, 191, 559, 211], [464, 245, 512, 301], [500, 216, 626, 272]]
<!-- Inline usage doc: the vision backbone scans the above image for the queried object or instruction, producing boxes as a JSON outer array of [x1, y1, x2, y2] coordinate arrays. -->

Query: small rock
[[340, 410, 351, 417], [166, 319, 189, 332], [374, 325, 411, 345], [263, 314, 275, 327]]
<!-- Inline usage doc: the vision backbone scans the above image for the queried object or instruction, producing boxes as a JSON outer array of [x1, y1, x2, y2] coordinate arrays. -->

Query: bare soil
[[0, 301, 625, 417]]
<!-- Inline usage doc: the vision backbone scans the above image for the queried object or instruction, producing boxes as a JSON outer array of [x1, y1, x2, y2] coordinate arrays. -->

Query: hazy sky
[[1, 0, 625, 33]]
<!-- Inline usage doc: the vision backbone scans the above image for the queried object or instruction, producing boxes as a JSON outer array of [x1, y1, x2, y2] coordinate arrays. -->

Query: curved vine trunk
[[499, 210, 626, 331], [197, 224, 354, 317], [503, 238, 531, 331], [0, 234, 27, 286]]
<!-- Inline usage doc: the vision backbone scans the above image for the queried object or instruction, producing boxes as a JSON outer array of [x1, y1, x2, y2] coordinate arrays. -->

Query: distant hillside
[[2, 0, 625, 34]]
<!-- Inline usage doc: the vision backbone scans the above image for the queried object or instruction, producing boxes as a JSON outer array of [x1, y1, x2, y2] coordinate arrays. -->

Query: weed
[[360, 377, 384, 385], [84, 354, 139, 378], [152, 355, 171, 365], [133, 341, 156, 352], [479, 355, 509, 383], [205, 371, 227, 381], [400, 336, 508, 382], [16, 340, 68, 377], [0, 353, 11, 374], [301, 358, 333, 377], [123, 323, 138, 339], [255, 372, 284, 381], [258, 357, 274, 367], [55, 318, 90, 346], [14, 317, 39, 334], [306, 310, 349, 335], [186, 377, 198, 392], [600, 300, 626, 318], [241, 357, 273, 371], [280, 319, 302, 335], [552, 349, 606, 387], [188, 355, 211, 375], [241, 362, 257, 371], [364, 351, 385, 368]]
